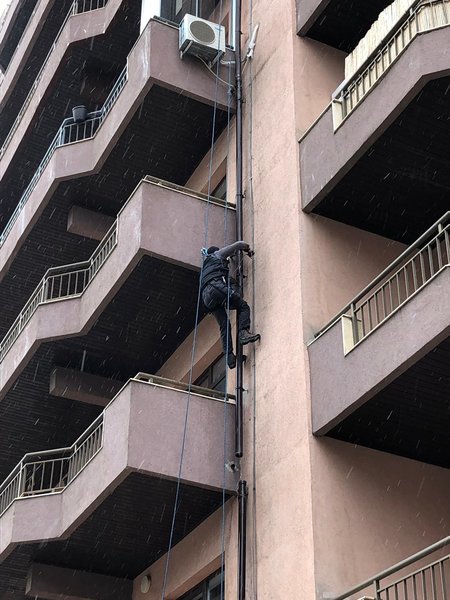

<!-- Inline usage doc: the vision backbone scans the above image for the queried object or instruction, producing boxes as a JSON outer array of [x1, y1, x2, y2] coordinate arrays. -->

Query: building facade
[[0, 0, 449, 598]]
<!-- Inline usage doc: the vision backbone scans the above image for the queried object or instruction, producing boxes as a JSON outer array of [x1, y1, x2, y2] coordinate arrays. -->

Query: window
[[161, 0, 221, 24], [212, 177, 227, 201], [195, 355, 226, 393], [179, 570, 224, 600]]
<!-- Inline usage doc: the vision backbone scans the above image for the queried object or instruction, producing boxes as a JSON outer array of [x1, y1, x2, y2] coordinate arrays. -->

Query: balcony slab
[[300, 27, 450, 243], [309, 267, 450, 465]]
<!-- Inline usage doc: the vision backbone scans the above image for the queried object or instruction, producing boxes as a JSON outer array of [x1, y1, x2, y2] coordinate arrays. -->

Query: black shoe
[[227, 352, 237, 369], [239, 330, 261, 345]]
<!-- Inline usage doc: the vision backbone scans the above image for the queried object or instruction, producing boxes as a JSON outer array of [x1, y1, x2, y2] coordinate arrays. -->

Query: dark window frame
[[194, 354, 226, 392]]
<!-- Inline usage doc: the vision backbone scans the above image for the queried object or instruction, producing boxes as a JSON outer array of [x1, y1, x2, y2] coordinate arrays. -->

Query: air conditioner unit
[[179, 14, 226, 64]]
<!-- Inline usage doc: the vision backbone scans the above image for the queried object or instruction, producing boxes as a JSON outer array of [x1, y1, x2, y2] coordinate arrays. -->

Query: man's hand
[[246, 249, 255, 258]]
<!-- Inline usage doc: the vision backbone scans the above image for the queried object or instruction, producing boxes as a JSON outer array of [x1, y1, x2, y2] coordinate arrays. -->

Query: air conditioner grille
[[189, 20, 216, 44]]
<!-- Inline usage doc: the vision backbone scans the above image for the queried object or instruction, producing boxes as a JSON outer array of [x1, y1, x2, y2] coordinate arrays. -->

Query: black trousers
[[202, 279, 251, 355]]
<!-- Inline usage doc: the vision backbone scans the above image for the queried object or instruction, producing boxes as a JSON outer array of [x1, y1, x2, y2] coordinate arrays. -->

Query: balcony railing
[[0, 220, 118, 362], [332, 0, 450, 127], [0, 415, 103, 517], [0, 0, 109, 158], [312, 212, 450, 353], [328, 536, 450, 600], [0, 63, 127, 247]]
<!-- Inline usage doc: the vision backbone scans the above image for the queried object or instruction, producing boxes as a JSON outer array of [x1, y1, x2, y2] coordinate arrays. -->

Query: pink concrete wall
[[312, 438, 450, 597]]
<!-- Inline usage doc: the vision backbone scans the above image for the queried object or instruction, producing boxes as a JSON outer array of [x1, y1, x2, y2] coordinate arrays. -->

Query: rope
[[160, 2, 233, 596]]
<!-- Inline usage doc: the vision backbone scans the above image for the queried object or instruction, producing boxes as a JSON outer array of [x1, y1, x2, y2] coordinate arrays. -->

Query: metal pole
[[234, 0, 244, 460], [238, 480, 248, 600]]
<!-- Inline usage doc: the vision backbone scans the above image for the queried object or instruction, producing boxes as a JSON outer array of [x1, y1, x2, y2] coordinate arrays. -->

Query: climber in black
[[201, 241, 260, 369]]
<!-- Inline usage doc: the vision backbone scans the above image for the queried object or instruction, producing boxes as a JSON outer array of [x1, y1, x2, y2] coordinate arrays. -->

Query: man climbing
[[201, 241, 260, 369]]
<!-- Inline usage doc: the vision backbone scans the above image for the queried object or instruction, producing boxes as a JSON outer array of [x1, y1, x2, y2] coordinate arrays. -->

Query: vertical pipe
[[234, 0, 244, 460], [238, 480, 248, 600]]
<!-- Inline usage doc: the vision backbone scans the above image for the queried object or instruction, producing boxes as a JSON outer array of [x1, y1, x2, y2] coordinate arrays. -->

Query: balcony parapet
[[0, 374, 237, 558], [0, 176, 235, 399], [0, 0, 112, 161], [332, 0, 450, 128], [312, 212, 450, 354]]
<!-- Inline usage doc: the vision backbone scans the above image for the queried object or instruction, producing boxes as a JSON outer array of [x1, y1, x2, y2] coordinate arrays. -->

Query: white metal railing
[[0, 221, 117, 362], [332, 0, 450, 127], [312, 213, 450, 352], [329, 536, 450, 600], [0, 0, 109, 157], [0, 62, 127, 247], [0, 415, 103, 518]]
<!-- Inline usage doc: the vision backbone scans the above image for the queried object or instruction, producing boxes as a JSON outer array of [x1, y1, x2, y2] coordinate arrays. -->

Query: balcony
[[296, 0, 394, 51], [0, 374, 236, 597], [308, 214, 450, 467], [300, 0, 450, 243], [0, 177, 234, 495], [0, 0, 128, 167]]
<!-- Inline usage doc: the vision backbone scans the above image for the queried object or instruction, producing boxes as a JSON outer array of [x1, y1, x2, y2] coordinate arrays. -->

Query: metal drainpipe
[[234, 0, 244, 460], [234, 1, 248, 599]]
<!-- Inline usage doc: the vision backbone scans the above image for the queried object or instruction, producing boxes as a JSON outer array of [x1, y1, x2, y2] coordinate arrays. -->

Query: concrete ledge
[[300, 27, 450, 212], [309, 267, 450, 434]]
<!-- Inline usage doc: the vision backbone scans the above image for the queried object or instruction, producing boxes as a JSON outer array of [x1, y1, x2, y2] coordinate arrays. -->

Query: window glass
[[179, 570, 224, 600], [195, 355, 226, 392], [212, 177, 227, 200]]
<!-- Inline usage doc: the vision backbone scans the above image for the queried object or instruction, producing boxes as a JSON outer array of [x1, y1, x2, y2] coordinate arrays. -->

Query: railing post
[[374, 578, 381, 600], [350, 302, 359, 345], [18, 462, 25, 497]]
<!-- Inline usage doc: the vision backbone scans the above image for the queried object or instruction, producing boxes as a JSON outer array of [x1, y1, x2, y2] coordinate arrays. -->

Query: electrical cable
[[160, 3, 233, 597]]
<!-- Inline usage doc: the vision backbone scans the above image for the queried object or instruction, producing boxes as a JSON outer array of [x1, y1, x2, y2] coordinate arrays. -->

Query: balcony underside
[[310, 268, 450, 467], [329, 335, 450, 468], [300, 27, 450, 244], [1, 474, 225, 598], [0, 0, 140, 168], [297, 0, 393, 52]]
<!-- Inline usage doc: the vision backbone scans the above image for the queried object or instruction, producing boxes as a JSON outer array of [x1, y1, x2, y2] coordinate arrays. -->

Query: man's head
[[206, 246, 219, 255]]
